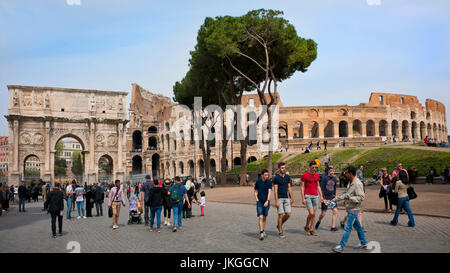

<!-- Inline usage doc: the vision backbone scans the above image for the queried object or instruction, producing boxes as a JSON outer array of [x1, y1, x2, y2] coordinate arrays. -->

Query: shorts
[[256, 201, 270, 217], [277, 198, 292, 214], [305, 195, 319, 211], [321, 201, 338, 211]]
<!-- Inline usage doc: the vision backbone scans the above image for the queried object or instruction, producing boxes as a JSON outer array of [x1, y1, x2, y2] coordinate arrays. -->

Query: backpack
[[170, 184, 181, 204]]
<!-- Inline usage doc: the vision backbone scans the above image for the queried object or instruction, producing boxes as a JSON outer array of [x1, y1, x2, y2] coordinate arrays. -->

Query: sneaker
[[164, 221, 167, 226], [340, 221, 345, 228], [353, 243, 368, 249], [113, 225, 118, 229], [263, 231, 267, 238], [157, 229, 161, 233], [390, 221, 397, 226], [52, 235, 57, 238], [279, 233, 286, 239], [149, 227, 154, 232], [58, 233, 63, 237], [167, 222, 172, 226], [83, 216, 87, 219], [332, 245, 344, 253], [304, 226, 311, 235], [172, 227, 177, 232], [259, 233, 264, 240], [310, 230, 318, 236], [77, 216, 81, 219], [330, 227, 338, 232], [315, 221, 321, 230]]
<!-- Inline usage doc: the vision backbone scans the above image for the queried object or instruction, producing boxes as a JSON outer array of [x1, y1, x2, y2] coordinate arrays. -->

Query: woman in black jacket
[[46, 183, 65, 238], [148, 182, 166, 233]]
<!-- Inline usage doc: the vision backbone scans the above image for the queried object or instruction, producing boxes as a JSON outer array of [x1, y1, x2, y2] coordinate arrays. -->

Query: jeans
[[172, 202, 183, 228], [339, 210, 367, 248], [150, 206, 162, 229], [66, 198, 72, 219], [50, 211, 63, 235], [391, 196, 415, 227], [19, 197, 26, 211], [144, 205, 150, 224], [95, 201, 103, 216], [76, 200, 85, 217]]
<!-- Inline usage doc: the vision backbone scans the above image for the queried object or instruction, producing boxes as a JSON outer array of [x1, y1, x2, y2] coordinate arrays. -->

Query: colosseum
[[125, 83, 448, 180]]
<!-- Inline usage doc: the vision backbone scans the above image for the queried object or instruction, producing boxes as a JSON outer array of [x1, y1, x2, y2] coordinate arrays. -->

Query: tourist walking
[[254, 169, 272, 240], [93, 183, 104, 216], [148, 180, 166, 233], [183, 179, 194, 218], [316, 166, 339, 231], [379, 168, 393, 212], [332, 166, 367, 252], [126, 181, 131, 201], [324, 140, 328, 151], [390, 170, 415, 227], [317, 140, 321, 150], [273, 162, 293, 239], [168, 176, 191, 232], [141, 175, 155, 225], [162, 178, 173, 226], [85, 185, 94, 217], [199, 191, 206, 216], [323, 153, 330, 169], [75, 184, 86, 219], [46, 183, 64, 238], [301, 161, 324, 236], [108, 180, 126, 229], [18, 182, 27, 212]]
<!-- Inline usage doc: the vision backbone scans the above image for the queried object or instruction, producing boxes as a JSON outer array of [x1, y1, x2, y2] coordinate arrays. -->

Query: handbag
[[407, 186, 417, 200], [108, 187, 120, 218], [378, 186, 386, 198]]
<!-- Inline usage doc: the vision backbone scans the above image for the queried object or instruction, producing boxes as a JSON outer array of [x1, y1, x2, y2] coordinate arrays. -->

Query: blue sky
[[1, 0, 449, 136]]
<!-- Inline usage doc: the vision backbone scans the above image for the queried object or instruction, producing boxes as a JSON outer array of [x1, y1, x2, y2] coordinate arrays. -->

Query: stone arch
[[391, 120, 399, 138], [279, 121, 288, 138], [233, 157, 241, 166], [420, 121, 426, 140], [339, 108, 348, 116], [402, 120, 410, 140], [151, 154, 160, 179], [339, 121, 348, 137], [132, 130, 142, 151], [148, 126, 157, 134], [427, 123, 432, 138], [411, 111, 416, 120], [188, 160, 194, 177], [210, 159, 216, 177], [148, 136, 157, 150], [172, 161, 177, 177], [131, 155, 142, 174], [353, 120, 362, 137], [379, 120, 388, 137], [366, 120, 375, 136], [293, 121, 303, 138], [165, 134, 170, 151], [310, 121, 319, 138], [179, 161, 184, 176], [411, 121, 418, 140], [198, 159, 205, 178], [324, 120, 334, 138], [98, 154, 114, 184], [23, 154, 42, 179], [248, 156, 257, 163]]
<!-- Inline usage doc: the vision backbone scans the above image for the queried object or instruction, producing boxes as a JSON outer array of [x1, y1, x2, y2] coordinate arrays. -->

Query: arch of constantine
[[6, 85, 128, 185]]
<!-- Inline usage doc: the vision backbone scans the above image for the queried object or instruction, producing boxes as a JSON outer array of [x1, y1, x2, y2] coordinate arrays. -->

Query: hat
[[145, 175, 151, 179]]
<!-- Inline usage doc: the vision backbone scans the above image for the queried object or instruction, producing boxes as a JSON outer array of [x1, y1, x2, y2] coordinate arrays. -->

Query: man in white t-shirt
[[65, 181, 76, 220]]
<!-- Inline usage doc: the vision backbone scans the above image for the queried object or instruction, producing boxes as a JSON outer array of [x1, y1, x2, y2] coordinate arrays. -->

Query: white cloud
[[66, 0, 81, 6], [367, 0, 381, 6]]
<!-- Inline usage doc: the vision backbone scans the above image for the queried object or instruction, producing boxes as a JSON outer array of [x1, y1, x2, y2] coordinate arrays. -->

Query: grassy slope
[[227, 153, 283, 174]]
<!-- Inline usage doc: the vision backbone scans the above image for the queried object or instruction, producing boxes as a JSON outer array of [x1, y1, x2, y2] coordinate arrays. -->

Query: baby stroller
[[128, 195, 142, 224]]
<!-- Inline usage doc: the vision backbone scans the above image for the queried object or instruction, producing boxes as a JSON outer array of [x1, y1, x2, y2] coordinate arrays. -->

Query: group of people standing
[[254, 160, 416, 252]]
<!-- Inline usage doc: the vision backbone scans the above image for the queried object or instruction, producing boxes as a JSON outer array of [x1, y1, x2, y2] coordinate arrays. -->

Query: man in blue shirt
[[273, 162, 294, 239], [254, 169, 272, 240], [168, 176, 190, 232], [315, 167, 339, 231]]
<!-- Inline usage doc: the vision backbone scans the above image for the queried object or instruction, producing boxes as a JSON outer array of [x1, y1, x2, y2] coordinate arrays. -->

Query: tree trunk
[[267, 107, 273, 175], [220, 120, 228, 185]]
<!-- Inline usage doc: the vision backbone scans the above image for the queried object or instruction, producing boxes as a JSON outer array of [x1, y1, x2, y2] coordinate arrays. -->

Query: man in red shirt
[[301, 161, 324, 236]]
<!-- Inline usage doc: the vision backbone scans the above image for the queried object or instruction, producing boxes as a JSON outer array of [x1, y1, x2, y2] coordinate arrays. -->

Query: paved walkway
[[0, 199, 449, 253]]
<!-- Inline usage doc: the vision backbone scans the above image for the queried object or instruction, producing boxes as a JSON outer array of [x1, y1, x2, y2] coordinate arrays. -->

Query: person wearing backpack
[[162, 178, 173, 226], [168, 176, 191, 232], [148, 180, 166, 233]]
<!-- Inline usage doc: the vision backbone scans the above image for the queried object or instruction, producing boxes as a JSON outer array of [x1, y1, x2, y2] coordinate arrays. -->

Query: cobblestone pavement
[[0, 200, 449, 253]]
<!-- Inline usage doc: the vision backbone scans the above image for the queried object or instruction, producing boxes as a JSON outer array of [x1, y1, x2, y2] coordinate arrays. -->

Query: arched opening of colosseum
[[173, 161, 177, 177], [420, 122, 426, 139], [402, 120, 410, 140], [410, 111, 416, 120], [132, 155, 142, 174], [166, 134, 170, 151], [293, 121, 303, 138], [339, 109, 348, 116], [148, 126, 157, 134], [180, 130, 185, 147], [426, 112, 431, 120], [366, 120, 375, 136], [433, 123, 438, 139], [279, 122, 288, 139], [427, 123, 432, 137], [353, 120, 362, 137], [98, 154, 113, 184], [188, 160, 194, 177], [209, 127, 217, 147], [210, 159, 216, 177], [324, 121, 334, 138], [339, 121, 348, 137], [173, 139, 177, 151], [165, 161, 170, 177], [165, 122, 170, 131], [23, 154, 41, 183], [411, 122, 418, 139], [179, 161, 184, 176], [198, 159, 205, 177], [151, 154, 160, 179], [234, 157, 241, 167], [379, 120, 388, 136], [148, 136, 157, 150], [392, 120, 399, 137], [132, 131, 142, 151], [161, 163, 165, 177], [248, 156, 257, 163], [311, 122, 319, 138]]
